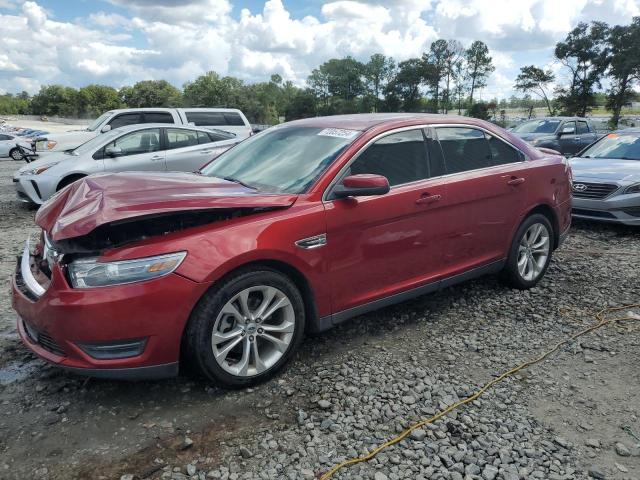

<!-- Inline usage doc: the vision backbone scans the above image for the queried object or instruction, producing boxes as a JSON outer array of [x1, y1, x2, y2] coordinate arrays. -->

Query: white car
[[33, 107, 252, 157], [0, 132, 31, 160], [14, 124, 240, 205]]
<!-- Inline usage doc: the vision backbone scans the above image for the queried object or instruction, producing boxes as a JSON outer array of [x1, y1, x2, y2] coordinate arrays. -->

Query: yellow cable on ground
[[319, 304, 640, 479]]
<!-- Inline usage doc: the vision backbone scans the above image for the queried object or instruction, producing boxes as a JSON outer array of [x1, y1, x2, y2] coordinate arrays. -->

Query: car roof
[[617, 127, 640, 134], [106, 107, 244, 114], [282, 113, 504, 132], [110, 123, 233, 134]]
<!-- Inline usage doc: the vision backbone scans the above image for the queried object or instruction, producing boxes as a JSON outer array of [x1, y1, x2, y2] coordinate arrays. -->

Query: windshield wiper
[[222, 176, 257, 190]]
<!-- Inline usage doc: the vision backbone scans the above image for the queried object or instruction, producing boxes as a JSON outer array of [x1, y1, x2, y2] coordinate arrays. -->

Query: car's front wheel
[[503, 213, 553, 289], [9, 148, 23, 161], [184, 268, 305, 387]]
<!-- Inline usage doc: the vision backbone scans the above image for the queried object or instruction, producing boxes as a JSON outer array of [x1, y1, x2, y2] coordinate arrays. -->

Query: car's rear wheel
[[9, 148, 23, 161], [184, 268, 305, 387], [503, 213, 553, 289]]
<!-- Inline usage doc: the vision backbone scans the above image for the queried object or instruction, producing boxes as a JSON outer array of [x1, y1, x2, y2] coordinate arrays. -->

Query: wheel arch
[[56, 173, 86, 191], [525, 203, 560, 249]]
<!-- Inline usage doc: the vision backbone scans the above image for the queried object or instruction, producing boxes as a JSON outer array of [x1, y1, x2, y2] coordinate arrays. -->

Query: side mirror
[[104, 145, 122, 157], [559, 126, 575, 136], [332, 174, 390, 199], [100, 124, 112, 133]]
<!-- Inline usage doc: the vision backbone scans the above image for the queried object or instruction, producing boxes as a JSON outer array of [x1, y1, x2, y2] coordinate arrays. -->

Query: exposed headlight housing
[[20, 162, 59, 175], [67, 252, 186, 288], [624, 183, 640, 194], [36, 139, 57, 151]]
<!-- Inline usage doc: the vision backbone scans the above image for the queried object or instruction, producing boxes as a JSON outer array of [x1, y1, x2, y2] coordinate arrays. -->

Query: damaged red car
[[12, 114, 572, 387]]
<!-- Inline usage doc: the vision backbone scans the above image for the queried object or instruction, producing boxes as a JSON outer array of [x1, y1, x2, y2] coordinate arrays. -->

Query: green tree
[[606, 17, 640, 127], [422, 39, 449, 113], [387, 58, 424, 112], [554, 21, 610, 116], [442, 40, 464, 113], [0, 93, 31, 115], [121, 80, 182, 108], [468, 101, 490, 120], [465, 41, 494, 106], [514, 65, 556, 115], [364, 54, 395, 112], [30, 85, 80, 117], [78, 84, 121, 117]]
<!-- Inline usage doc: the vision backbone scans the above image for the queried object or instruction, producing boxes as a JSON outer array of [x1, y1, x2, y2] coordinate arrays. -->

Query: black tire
[[9, 148, 23, 161], [57, 175, 85, 191], [183, 268, 305, 387], [502, 213, 554, 290]]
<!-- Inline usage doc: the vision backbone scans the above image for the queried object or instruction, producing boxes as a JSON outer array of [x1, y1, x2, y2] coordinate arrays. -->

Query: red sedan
[[12, 114, 572, 387]]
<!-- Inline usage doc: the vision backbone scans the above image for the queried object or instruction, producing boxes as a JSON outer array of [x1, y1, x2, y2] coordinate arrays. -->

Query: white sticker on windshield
[[318, 128, 359, 139]]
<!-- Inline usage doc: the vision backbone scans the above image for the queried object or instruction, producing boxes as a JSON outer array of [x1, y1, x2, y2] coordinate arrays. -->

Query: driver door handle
[[415, 193, 442, 205], [150, 155, 163, 161]]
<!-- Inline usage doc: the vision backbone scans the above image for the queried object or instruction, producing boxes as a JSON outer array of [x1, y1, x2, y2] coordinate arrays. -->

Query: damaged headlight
[[67, 252, 186, 288]]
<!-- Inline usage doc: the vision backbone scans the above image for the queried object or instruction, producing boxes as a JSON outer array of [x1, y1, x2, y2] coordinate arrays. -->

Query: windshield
[[512, 119, 560, 134], [67, 129, 122, 155], [86, 112, 112, 131], [200, 126, 359, 193], [581, 132, 640, 160]]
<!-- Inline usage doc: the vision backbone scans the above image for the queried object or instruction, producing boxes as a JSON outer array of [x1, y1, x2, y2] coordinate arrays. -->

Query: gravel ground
[[0, 157, 639, 480]]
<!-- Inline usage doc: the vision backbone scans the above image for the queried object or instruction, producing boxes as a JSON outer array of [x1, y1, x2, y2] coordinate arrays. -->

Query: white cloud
[[0, 0, 638, 100]]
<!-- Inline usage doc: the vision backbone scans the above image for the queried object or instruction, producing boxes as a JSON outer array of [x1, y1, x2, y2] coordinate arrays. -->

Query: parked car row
[[11, 113, 573, 386], [0, 121, 50, 160], [31, 107, 252, 158]]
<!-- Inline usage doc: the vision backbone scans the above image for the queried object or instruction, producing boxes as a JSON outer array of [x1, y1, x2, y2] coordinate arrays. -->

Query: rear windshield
[[185, 112, 246, 127], [581, 133, 640, 160]]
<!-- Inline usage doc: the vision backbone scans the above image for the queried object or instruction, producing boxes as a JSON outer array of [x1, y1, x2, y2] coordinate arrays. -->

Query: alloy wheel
[[517, 222, 550, 282], [211, 285, 295, 377], [10, 149, 23, 161]]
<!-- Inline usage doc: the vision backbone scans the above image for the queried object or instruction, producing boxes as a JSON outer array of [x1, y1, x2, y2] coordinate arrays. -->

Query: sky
[[0, 0, 638, 99]]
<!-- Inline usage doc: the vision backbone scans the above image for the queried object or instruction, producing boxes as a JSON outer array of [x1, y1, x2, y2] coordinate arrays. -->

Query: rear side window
[[223, 113, 245, 126], [436, 127, 491, 174], [109, 113, 142, 129], [577, 121, 590, 134], [144, 112, 174, 124], [185, 112, 226, 126], [348, 129, 428, 186], [197, 131, 212, 144], [166, 128, 199, 150], [0, 134, 10, 141]]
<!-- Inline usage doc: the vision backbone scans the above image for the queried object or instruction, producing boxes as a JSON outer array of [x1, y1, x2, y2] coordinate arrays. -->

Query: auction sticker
[[318, 128, 359, 139]]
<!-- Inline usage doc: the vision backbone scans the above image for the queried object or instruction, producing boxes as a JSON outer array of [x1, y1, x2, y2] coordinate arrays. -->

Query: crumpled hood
[[569, 157, 640, 182], [36, 172, 298, 241]]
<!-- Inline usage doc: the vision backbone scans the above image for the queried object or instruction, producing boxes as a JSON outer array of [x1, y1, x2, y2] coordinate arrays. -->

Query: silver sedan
[[569, 129, 640, 225], [14, 124, 240, 205], [0, 132, 31, 160]]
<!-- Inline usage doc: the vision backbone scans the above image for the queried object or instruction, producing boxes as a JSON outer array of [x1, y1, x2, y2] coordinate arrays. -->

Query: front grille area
[[572, 182, 619, 199], [572, 208, 616, 219], [23, 320, 66, 357]]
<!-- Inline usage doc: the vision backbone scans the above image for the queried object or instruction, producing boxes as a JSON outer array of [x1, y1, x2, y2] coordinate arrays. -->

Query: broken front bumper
[[12, 241, 209, 380]]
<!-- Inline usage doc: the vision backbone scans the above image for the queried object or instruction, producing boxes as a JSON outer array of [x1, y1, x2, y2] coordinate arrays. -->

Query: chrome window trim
[[322, 123, 529, 202]]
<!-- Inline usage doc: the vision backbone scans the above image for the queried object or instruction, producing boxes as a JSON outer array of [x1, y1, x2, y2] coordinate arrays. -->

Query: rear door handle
[[507, 177, 525, 186], [415, 194, 442, 205], [150, 155, 163, 161]]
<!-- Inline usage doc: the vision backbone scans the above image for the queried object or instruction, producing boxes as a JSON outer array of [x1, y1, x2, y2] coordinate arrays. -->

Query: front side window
[[108, 129, 161, 157], [109, 113, 142, 129], [86, 112, 112, 131], [436, 127, 491, 174], [166, 128, 199, 150], [577, 121, 590, 134], [562, 121, 576, 133], [348, 129, 428, 186], [201, 126, 357, 193], [487, 135, 523, 166]]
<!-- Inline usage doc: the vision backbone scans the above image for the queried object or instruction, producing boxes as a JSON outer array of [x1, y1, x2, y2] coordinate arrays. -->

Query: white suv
[[33, 108, 252, 157]]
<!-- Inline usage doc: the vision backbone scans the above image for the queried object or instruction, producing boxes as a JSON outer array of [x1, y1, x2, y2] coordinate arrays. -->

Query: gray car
[[13, 124, 239, 205], [569, 129, 640, 225], [510, 117, 599, 156]]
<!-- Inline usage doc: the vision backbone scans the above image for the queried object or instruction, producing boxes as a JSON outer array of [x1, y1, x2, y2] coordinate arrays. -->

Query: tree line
[[1, 17, 638, 127]]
